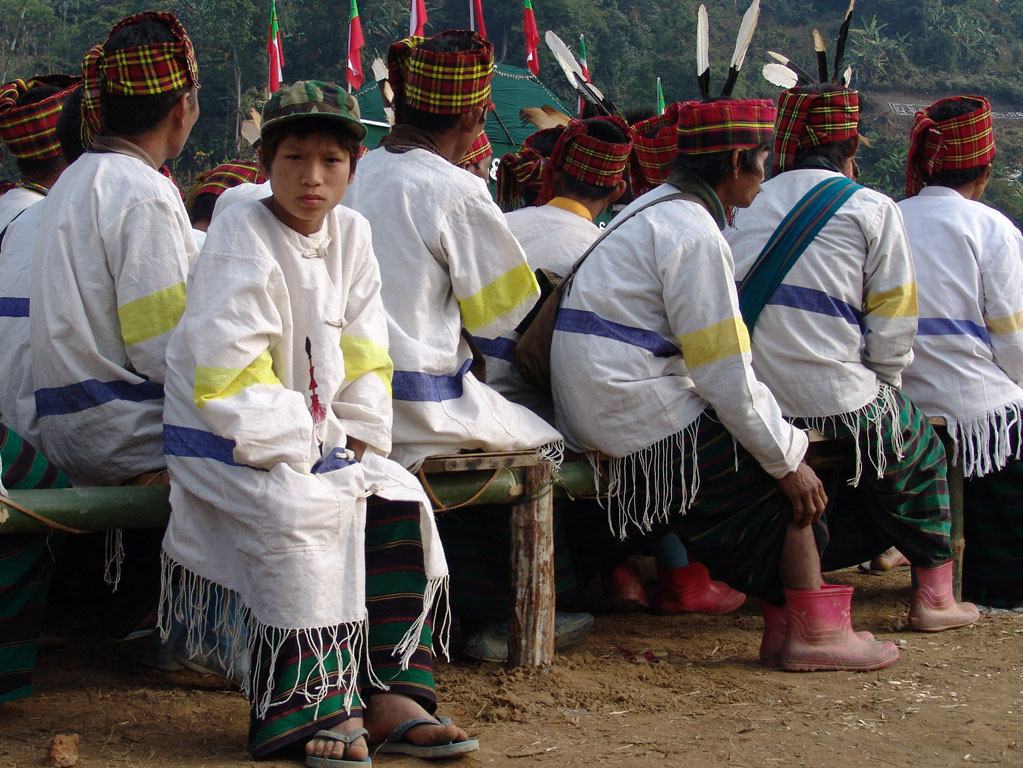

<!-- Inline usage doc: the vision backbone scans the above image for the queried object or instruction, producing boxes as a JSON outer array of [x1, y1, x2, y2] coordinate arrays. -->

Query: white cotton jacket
[[726, 169, 917, 419], [899, 186, 1023, 476], [0, 201, 46, 447], [161, 199, 445, 635], [29, 147, 196, 484], [482, 200, 602, 420], [0, 187, 42, 233], [344, 147, 562, 468], [551, 184, 807, 477]]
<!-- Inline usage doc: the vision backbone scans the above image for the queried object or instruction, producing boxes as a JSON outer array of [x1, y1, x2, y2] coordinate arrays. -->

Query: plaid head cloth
[[629, 102, 681, 195], [537, 116, 633, 205], [387, 30, 494, 115], [496, 127, 561, 211], [81, 11, 200, 146], [461, 130, 492, 165], [772, 87, 858, 175], [905, 95, 995, 197], [677, 99, 776, 157], [0, 75, 81, 161], [185, 161, 265, 212]]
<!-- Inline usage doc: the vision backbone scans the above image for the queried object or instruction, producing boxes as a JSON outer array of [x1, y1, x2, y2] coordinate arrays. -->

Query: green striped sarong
[[0, 424, 70, 703], [797, 387, 952, 569], [249, 499, 437, 758]]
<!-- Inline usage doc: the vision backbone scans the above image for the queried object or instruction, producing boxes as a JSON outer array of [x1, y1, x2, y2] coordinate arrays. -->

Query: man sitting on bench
[[725, 81, 977, 633]]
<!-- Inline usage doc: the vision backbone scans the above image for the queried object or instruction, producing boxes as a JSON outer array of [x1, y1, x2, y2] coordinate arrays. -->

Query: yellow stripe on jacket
[[458, 262, 539, 334], [341, 335, 394, 398], [678, 317, 751, 369], [986, 310, 1023, 335], [864, 283, 918, 318], [193, 349, 280, 408], [118, 283, 186, 347]]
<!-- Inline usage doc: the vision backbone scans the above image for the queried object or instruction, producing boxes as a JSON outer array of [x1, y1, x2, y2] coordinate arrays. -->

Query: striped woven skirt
[[796, 387, 951, 569], [0, 424, 69, 703], [249, 499, 438, 758]]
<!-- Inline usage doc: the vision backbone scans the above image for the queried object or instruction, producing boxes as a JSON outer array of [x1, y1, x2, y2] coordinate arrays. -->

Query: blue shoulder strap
[[737, 176, 862, 332]]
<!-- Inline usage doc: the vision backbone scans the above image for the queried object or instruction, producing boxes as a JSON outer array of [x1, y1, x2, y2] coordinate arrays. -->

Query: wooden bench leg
[[948, 460, 965, 602], [508, 460, 555, 667]]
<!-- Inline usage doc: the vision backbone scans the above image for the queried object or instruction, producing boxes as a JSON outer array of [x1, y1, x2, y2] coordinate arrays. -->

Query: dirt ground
[[2, 565, 1021, 768]]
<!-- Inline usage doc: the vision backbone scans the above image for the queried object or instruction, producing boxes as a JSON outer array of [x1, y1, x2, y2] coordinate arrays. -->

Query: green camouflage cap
[[261, 80, 367, 141]]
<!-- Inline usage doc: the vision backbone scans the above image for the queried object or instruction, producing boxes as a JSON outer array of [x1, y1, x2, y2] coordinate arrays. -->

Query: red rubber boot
[[603, 558, 650, 613], [780, 586, 899, 672], [908, 560, 979, 632], [653, 561, 746, 615], [759, 586, 874, 668]]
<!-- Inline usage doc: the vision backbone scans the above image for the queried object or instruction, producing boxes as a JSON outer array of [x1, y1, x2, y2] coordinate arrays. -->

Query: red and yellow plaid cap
[[81, 11, 200, 146], [496, 127, 561, 210], [387, 30, 494, 115], [185, 161, 265, 212], [0, 75, 81, 161], [772, 87, 858, 175], [677, 99, 776, 158], [537, 116, 633, 205], [461, 130, 492, 165], [905, 95, 995, 198], [630, 102, 681, 195]]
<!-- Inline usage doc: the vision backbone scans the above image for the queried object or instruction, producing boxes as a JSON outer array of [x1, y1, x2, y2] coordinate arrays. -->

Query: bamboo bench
[[0, 454, 599, 668]]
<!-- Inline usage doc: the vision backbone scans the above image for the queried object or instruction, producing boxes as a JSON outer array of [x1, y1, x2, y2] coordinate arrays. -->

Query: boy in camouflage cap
[[160, 80, 477, 764]]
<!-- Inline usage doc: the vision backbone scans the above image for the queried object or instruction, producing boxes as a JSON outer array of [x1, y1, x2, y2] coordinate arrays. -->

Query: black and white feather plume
[[832, 0, 856, 83], [697, 5, 710, 99], [721, 0, 760, 97], [761, 2, 856, 89], [544, 30, 614, 115]]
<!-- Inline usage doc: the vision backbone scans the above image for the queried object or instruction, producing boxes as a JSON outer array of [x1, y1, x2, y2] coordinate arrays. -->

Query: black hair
[[260, 116, 363, 175], [394, 32, 486, 134], [55, 86, 86, 164], [189, 192, 217, 226], [625, 108, 657, 127], [921, 97, 991, 188], [667, 140, 769, 189], [101, 18, 195, 137], [13, 84, 64, 178], [558, 118, 630, 201], [793, 136, 858, 170]]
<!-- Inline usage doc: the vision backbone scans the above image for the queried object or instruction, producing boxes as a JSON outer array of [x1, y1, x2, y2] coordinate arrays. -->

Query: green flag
[[656, 77, 665, 116]]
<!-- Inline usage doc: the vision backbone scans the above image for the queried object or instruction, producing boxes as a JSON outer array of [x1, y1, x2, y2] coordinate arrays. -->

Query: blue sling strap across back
[[737, 176, 862, 332]]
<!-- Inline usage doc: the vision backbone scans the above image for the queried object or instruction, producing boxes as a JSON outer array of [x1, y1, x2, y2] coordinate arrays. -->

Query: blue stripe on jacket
[[35, 378, 164, 417], [474, 336, 517, 363], [555, 308, 679, 357], [765, 284, 865, 329], [392, 359, 473, 402], [0, 297, 29, 317], [917, 317, 991, 343], [163, 424, 242, 466]]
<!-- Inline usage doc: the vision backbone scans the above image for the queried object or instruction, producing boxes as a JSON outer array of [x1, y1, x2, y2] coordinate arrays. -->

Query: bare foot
[[363, 693, 467, 748], [305, 716, 368, 763]]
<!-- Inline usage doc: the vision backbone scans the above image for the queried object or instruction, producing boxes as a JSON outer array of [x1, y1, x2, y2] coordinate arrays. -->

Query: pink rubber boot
[[603, 559, 650, 613], [780, 586, 899, 672], [653, 562, 746, 615], [908, 560, 980, 632], [759, 585, 874, 668]]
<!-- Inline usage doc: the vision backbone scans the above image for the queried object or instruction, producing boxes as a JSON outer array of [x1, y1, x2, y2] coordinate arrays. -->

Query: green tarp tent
[[354, 63, 571, 193]]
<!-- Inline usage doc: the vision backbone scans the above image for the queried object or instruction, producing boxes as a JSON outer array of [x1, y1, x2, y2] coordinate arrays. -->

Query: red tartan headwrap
[[0, 75, 81, 161], [81, 11, 199, 146], [461, 130, 492, 165], [388, 30, 494, 116], [496, 127, 560, 211], [772, 87, 859, 175], [904, 96, 995, 198], [676, 99, 776, 157], [185, 161, 265, 212], [629, 102, 681, 195], [536, 116, 633, 205]]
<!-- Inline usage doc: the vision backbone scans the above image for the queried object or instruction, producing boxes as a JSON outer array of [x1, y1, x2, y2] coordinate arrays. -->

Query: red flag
[[470, 0, 487, 39], [410, 0, 427, 36], [267, 0, 284, 93], [578, 33, 589, 117], [524, 0, 539, 75], [347, 0, 364, 91]]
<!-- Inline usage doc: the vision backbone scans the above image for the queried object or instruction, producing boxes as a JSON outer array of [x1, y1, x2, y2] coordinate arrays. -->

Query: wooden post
[[508, 459, 555, 667], [947, 459, 966, 602]]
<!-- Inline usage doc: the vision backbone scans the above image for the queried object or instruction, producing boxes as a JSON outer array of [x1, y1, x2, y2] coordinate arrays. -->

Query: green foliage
[[2, 0, 1023, 227]]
